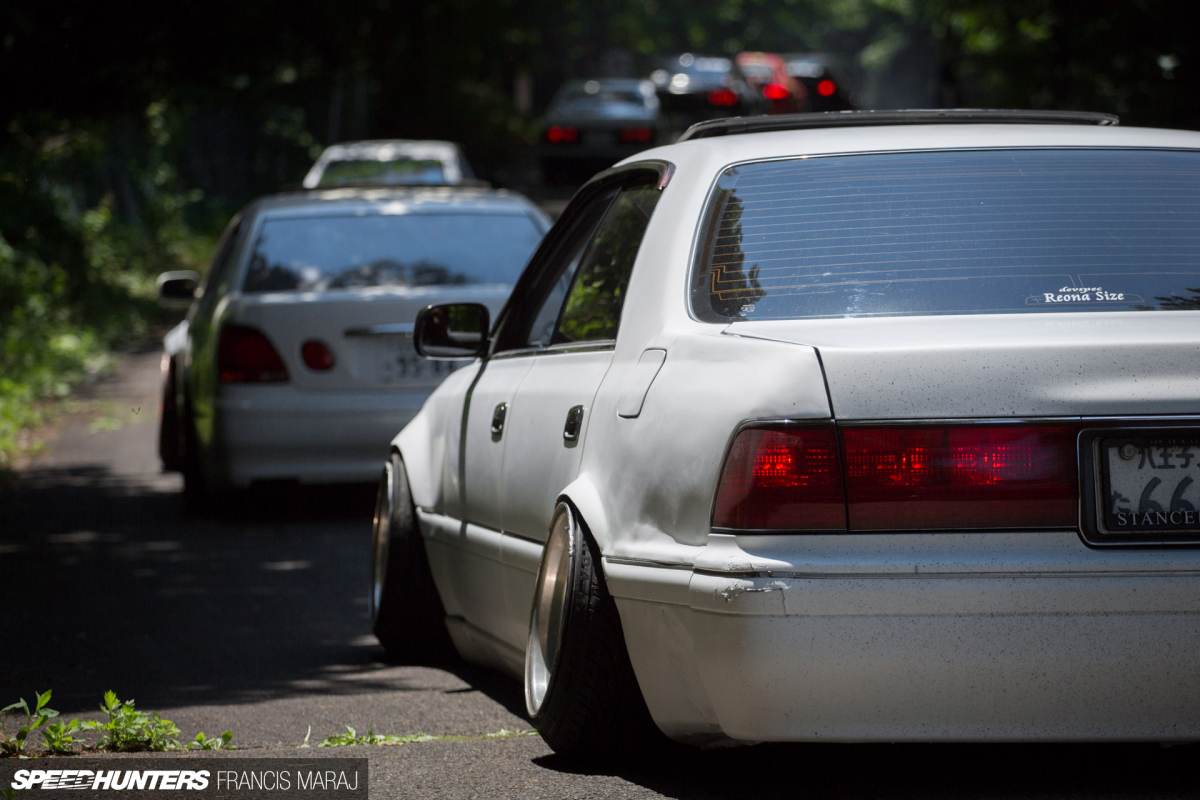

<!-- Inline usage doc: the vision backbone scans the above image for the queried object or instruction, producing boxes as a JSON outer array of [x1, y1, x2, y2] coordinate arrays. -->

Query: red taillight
[[218, 325, 288, 383], [712, 423, 1079, 533], [301, 339, 335, 371], [762, 83, 790, 100], [842, 425, 1077, 530], [712, 426, 846, 531], [619, 126, 654, 145], [707, 89, 738, 107], [545, 125, 579, 144], [816, 79, 836, 97]]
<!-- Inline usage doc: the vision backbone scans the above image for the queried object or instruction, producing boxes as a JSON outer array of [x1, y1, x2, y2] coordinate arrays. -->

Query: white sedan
[[157, 186, 548, 507], [370, 110, 1200, 759]]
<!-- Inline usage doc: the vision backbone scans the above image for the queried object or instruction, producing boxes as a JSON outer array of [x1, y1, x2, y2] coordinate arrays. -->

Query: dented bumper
[[607, 532, 1200, 744]]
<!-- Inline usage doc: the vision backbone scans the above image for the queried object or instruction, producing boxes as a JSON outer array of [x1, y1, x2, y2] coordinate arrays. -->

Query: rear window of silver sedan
[[691, 148, 1200, 321], [243, 212, 545, 293]]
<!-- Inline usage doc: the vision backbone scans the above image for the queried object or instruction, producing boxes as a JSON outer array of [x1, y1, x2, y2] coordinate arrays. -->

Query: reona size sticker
[[1026, 286, 1142, 305]]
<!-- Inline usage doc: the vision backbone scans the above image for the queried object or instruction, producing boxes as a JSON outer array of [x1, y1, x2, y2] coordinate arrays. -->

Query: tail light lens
[[816, 79, 837, 97], [301, 339, 335, 371], [713, 426, 846, 531], [843, 425, 1078, 530], [619, 127, 654, 145], [545, 125, 579, 144], [218, 324, 288, 383], [762, 83, 790, 100], [712, 423, 1079, 533], [707, 89, 738, 107]]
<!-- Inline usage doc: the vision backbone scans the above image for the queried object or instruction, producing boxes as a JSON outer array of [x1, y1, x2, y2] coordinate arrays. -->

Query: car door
[[496, 169, 666, 646], [449, 184, 623, 646]]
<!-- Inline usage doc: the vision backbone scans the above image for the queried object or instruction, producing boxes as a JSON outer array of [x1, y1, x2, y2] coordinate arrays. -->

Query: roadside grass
[[313, 725, 538, 748], [0, 691, 233, 757]]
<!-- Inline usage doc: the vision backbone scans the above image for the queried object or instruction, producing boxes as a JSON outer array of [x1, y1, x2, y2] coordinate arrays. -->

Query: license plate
[[348, 335, 459, 387], [1099, 433, 1200, 535]]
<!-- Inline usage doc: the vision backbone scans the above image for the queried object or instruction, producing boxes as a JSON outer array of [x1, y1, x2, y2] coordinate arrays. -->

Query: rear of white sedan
[[165, 187, 547, 496], [598, 118, 1200, 746], [379, 112, 1200, 759]]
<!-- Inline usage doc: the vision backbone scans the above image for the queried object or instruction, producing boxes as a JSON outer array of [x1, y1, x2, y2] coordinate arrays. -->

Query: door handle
[[491, 403, 507, 438], [563, 405, 584, 442]]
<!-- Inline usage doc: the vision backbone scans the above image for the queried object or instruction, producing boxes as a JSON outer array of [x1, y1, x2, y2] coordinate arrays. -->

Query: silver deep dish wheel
[[526, 502, 575, 716], [369, 461, 393, 623], [368, 452, 452, 660]]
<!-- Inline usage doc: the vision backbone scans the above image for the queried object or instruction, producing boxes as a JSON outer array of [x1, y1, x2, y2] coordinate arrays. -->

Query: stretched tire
[[370, 452, 453, 661], [158, 358, 184, 472], [525, 502, 663, 762]]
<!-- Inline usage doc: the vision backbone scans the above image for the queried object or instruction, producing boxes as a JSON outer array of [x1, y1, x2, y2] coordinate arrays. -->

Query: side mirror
[[414, 303, 490, 360], [157, 270, 200, 309]]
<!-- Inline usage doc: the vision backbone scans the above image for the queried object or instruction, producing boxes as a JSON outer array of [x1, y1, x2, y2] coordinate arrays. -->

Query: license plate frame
[[1080, 425, 1200, 546]]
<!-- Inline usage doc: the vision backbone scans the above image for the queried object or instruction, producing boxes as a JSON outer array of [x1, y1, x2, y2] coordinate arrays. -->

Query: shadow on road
[[0, 465, 396, 712], [534, 739, 1199, 799]]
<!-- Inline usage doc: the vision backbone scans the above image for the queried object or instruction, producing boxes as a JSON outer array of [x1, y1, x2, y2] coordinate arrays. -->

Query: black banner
[[0, 758, 367, 799]]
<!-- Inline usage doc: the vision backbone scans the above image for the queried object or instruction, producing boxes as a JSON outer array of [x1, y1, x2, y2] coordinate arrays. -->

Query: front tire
[[370, 452, 453, 661], [525, 502, 662, 761]]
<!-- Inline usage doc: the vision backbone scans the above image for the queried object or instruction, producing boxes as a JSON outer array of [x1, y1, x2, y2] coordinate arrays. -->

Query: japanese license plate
[[348, 335, 458, 388], [1099, 434, 1200, 535]]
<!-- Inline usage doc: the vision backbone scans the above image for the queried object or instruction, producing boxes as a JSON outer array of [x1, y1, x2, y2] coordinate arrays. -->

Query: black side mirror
[[414, 303, 490, 360], [157, 270, 200, 309]]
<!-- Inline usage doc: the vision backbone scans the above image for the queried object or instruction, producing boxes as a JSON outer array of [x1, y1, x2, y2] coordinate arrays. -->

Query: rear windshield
[[691, 149, 1200, 321], [317, 159, 446, 187], [243, 213, 543, 293], [554, 87, 648, 111]]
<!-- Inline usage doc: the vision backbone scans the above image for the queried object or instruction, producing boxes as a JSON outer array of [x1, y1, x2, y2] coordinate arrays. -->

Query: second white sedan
[[158, 186, 549, 506]]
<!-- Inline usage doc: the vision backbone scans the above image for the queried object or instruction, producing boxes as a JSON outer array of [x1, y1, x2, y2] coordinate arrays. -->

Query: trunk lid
[[232, 285, 509, 391], [729, 312, 1200, 420]]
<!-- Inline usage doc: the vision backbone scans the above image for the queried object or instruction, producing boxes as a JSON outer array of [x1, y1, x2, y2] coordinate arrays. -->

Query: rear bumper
[[607, 531, 1200, 744], [214, 384, 430, 486]]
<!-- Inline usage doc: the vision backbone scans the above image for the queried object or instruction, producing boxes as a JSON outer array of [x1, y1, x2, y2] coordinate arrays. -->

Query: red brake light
[[301, 339, 335, 371], [707, 89, 738, 107], [546, 125, 579, 144], [816, 79, 836, 97], [712, 423, 1079, 533], [762, 83, 790, 100], [713, 426, 846, 531], [218, 325, 288, 383], [842, 425, 1078, 530], [619, 127, 654, 145]]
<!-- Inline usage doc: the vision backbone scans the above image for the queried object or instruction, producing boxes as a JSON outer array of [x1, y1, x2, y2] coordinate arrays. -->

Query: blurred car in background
[[650, 53, 764, 136], [156, 186, 550, 509], [782, 53, 855, 112], [302, 140, 477, 188], [540, 79, 665, 185], [735, 52, 807, 114]]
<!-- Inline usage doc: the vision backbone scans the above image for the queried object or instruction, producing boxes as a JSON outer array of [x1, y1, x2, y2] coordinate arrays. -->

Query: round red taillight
[[301, 340, 335, 371], [816, 79, 837, 97]]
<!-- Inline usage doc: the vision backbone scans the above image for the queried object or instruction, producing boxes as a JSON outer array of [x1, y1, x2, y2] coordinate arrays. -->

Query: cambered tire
[[525, 502, 665, 762], [181, 414, 209, 516], [370, 452, 454, 661], [158, 359, 184, 472]]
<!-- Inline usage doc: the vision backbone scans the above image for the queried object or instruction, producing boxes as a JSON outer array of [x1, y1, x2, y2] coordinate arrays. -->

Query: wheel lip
[[525, 502, 575, 718], [369, 461, 394, 622]]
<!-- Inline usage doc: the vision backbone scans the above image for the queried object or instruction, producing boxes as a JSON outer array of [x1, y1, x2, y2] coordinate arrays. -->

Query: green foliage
[[0, 691, 58, 756], [187, 730, 235, 751], [0, 111, 217, 469], [42, 718, 81, 755], [77, 691, 182, 752]]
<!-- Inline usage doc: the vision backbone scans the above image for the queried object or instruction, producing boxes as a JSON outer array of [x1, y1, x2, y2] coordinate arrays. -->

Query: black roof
[[677, 109, 1120, 142]]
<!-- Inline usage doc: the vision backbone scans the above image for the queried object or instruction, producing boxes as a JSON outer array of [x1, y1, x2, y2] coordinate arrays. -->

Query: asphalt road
[[3, 350, 1200, 799]]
